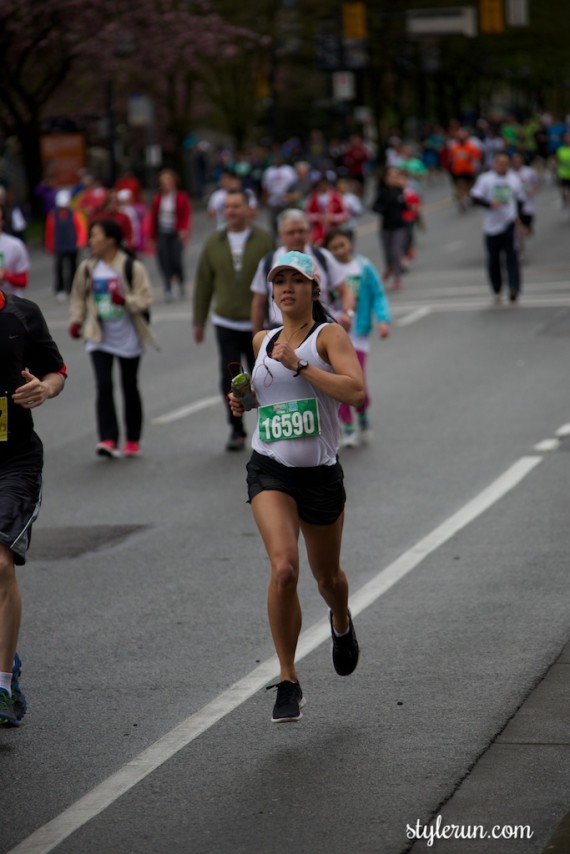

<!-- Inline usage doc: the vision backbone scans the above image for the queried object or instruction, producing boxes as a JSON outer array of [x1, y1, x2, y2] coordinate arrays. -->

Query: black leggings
[[215, 325, 254, 434], [90, 350, 142, 443], [157, 232, 184, 294], [55, 251, 77, 295]]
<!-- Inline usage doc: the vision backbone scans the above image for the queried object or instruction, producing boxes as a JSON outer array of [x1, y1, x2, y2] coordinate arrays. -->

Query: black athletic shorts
[[0, 469, 42, 565], [246, 450, 346, 526]]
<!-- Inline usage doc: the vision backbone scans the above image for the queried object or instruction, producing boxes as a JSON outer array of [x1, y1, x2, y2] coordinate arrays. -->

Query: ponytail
[[312, 299, 336, 324]]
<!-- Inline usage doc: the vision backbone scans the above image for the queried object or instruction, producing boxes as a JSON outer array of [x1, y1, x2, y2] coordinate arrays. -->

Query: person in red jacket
[[342, 134, 370, 194], [91, 189, 134, 250], [304, 175, 348, 246], [0, 206, 29, 295], [149, 169, 192, 301]]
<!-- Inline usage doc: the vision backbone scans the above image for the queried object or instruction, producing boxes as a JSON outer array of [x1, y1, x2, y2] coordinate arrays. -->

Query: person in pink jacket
[[148, 169, 192, 301]]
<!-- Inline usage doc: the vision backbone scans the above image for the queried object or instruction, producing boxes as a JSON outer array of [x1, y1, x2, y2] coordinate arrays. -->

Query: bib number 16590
[[258, 398, 320, 443]]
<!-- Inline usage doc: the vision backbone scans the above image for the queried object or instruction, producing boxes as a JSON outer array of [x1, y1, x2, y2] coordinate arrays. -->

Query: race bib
[[494, 184, 512, 203], [0, 395, 7, 442], [93, 277, 124, 321], [258, 398, 320, 443]]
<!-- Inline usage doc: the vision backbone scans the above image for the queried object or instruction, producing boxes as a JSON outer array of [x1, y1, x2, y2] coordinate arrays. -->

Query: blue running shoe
[[11, 653, 27, 722], [0, 687, 19, 727]]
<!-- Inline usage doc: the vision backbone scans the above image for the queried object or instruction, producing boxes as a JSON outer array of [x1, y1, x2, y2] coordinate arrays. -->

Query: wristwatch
[[293, 359, 309, 377]]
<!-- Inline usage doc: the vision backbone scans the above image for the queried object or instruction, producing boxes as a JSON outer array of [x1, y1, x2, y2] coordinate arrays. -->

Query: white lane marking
[[390, 296, 570, 313], [6, 455, 542, 854], [555, 423, 570, 438], [150, 396, 220, 425], [349, 456, 542, 613], [41, 283, 570, 330], [443, 240, 465, 254], [396, 307, 432, 326], [534, 439, 560, 452]]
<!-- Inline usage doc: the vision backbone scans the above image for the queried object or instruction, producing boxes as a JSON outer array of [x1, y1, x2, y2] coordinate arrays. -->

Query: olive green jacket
[[193, 227, 274, 328]]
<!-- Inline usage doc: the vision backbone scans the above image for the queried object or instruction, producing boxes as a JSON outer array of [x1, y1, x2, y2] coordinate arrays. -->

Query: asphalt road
[[3, 176, 570, 854]]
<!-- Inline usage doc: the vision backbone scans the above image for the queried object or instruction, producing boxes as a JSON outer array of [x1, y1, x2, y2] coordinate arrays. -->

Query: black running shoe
[[0, 688, 19, 727], [267, 680, 306, 723], [330, 610, 359, 676]]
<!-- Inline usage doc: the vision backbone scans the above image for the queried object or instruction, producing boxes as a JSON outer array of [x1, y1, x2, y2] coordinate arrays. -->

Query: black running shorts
[[0, 469, 42, 565], [246, 451, 346, 526]]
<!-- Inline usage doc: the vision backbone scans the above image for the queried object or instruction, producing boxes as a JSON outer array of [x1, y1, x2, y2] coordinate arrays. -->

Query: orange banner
[[40, 134, 87, 186]]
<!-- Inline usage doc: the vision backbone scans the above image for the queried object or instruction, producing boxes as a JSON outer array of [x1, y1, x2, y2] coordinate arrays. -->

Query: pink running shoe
[[123, 441, 141, 457]]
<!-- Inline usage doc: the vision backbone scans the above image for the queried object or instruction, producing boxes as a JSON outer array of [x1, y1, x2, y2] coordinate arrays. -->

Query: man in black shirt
[[0, 289, 67, 726]]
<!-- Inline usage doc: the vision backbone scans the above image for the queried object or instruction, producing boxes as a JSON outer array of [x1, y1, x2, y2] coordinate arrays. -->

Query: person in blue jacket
[[324, 228, 391, 447]]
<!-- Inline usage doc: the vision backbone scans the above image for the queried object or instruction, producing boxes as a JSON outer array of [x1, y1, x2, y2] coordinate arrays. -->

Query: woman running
[[229, 250, 364, 723]]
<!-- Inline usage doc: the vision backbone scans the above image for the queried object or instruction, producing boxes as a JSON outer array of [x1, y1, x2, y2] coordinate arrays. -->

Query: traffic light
[[342, 2, 368, 40], [480, 0, 505, 33]]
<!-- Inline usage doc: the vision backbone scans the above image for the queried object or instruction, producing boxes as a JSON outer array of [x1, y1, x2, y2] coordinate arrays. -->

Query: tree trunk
[[17, 119, 44, 217]]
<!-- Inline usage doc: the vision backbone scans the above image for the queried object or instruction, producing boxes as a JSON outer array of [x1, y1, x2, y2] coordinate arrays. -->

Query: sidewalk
[[410, 639, 570, 853]]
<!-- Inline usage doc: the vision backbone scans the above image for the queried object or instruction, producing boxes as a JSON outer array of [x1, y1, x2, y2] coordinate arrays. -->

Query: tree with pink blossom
[[0, 0, 265, 201]]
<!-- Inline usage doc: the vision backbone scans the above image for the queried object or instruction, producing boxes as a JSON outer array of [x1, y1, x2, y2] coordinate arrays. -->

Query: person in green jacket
[[193, 189, 274, 451]]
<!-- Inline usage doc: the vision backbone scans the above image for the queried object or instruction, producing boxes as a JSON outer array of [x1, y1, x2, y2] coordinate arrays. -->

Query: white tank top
[[251, 323, 340, 467]]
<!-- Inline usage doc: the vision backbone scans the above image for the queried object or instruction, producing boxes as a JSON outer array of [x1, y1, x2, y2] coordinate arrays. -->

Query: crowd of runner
[[1, 109, 570, 726]]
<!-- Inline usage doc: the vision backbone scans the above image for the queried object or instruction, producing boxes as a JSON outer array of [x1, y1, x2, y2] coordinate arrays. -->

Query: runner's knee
[[0, 547, 16, 588], [270, 558, 299, 590]]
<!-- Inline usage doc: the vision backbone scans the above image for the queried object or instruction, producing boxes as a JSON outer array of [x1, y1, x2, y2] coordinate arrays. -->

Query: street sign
[[406, 7, 477, 37], [506, 0, 528, 26], [333, 71, 356, 101], [127, 95, 154, 127]]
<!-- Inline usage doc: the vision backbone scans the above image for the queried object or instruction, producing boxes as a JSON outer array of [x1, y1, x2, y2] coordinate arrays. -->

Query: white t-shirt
[[262, 165, 296, 206], [342, 192, 363, 218], [158, 193, 176, 233], [251, 324, 340, 466], [211, 229, 253, 332], [85, 260, 142, 358], [471, 170, 526, 235], [250, 244, 346, 327], [0, 232, 30, 296], [334, 258, 369, 353], [11, 208, 26, 233]]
